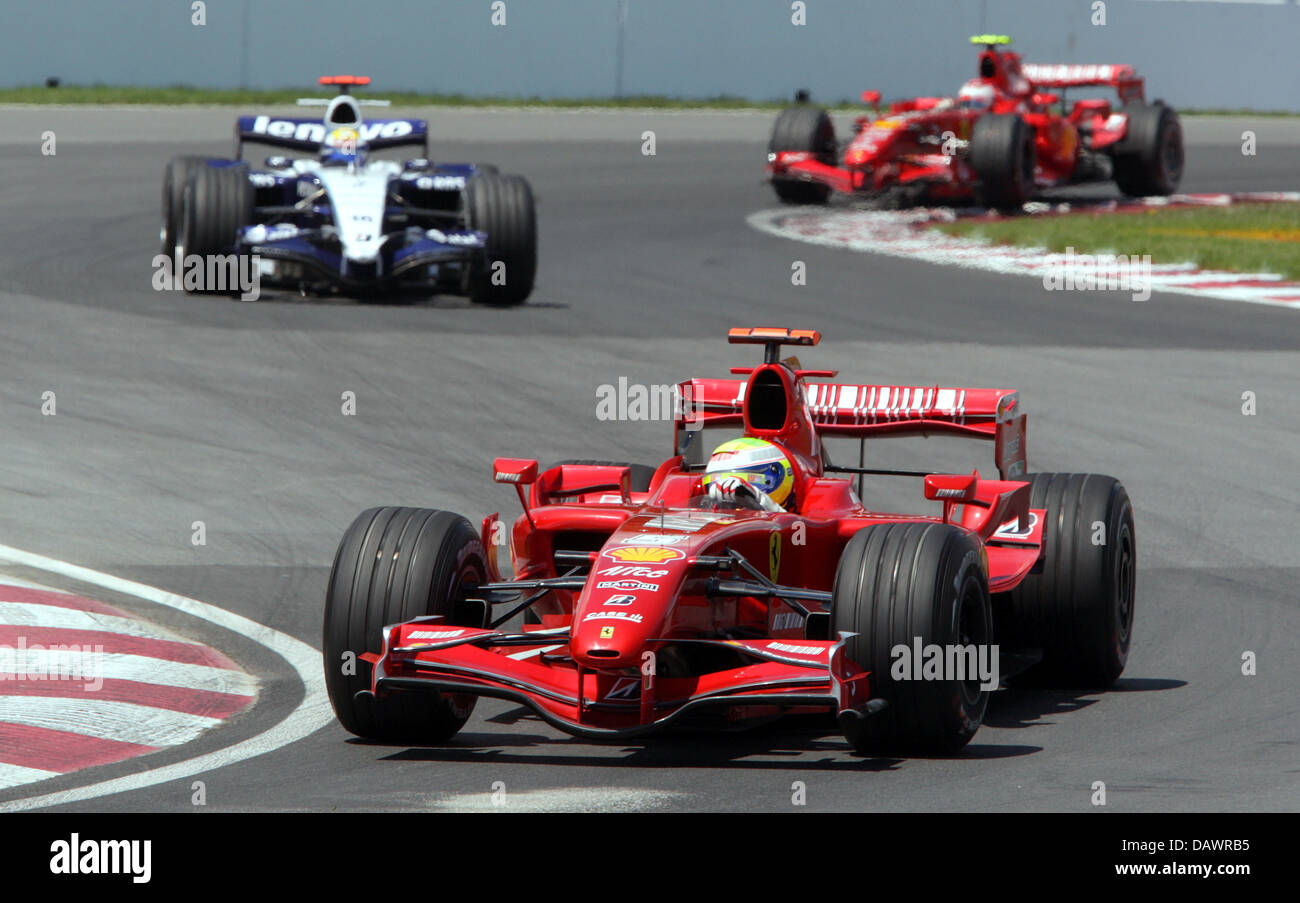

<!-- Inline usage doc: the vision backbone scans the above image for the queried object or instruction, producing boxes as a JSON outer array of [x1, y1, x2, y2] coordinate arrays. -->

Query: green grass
[[3, 84, 1297, 115], [933, 203, 1300, 280], [0, 84, 815, 110]]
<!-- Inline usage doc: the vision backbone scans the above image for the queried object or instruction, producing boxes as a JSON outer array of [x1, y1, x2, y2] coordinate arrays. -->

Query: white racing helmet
[[957, 80, 996, 111]]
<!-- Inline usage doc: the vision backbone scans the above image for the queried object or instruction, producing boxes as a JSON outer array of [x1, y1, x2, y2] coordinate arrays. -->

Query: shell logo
[[603, 545, 685, 563]]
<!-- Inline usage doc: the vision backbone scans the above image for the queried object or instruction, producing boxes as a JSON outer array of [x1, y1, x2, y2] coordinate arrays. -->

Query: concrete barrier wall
[[7, 0, 1298, 111]]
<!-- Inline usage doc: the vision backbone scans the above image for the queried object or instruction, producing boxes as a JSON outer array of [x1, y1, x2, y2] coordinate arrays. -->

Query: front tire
[[1004, 473, 1136, 688], [768, 105, 836, 204], [832, 522, 992, 755], [176, 163, 253, 295], [970, 113, 1036, 210], [161, 155, 211, 257], [323, 507, 487, 741], [465, 172, 538, 306]]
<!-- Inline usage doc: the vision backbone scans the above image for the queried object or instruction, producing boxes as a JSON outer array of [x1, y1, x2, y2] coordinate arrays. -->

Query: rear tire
[[768, 105, 836, 204], [970, 113, 1036, 210], [465, 173, 537, 306], [161, 155, 211, 257], [832, 522, 992, 755], [323, 507, 487, 741], [1004, 473, 1136, 688], [1112, 102, 1183, 197]]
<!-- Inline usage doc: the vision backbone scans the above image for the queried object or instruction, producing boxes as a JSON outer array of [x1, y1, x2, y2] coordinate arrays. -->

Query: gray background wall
[[7, 0, 1299, 111]]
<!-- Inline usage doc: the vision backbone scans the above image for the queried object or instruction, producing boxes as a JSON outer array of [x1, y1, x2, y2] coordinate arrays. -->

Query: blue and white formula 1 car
[[160, 76, 537, 304]]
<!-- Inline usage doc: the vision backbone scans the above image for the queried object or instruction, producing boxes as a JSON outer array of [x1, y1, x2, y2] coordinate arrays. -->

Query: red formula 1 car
[[767, 35, 1184, 209], [322, 328, 1136, 754]]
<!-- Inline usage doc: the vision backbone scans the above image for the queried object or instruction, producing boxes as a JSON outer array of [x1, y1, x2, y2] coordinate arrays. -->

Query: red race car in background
[[767, 35, 1184, 208], [323, 327, 1137, 755]]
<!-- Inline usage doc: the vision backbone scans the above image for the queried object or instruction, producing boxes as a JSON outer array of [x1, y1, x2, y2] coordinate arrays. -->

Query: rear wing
[[677, 378, 1027, 479], [235, 115, 428, 155], [1020, 63, 1145, 104]]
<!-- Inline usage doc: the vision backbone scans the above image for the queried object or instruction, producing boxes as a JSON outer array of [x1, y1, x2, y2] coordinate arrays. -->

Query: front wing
[[768, 151, 981, 199], [365, 620, 876, 740], [239, 228, 486, 289]]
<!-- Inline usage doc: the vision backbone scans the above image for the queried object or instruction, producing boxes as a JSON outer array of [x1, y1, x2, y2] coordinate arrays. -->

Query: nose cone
[[570, 544, 685, 669], [571, 616, 654, 670]]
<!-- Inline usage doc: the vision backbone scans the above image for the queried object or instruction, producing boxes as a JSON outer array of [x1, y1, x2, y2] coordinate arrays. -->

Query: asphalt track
[[0, 108, 1295, 811]]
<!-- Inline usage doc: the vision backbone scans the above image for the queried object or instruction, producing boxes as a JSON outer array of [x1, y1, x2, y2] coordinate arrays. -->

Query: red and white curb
[[0, 577, 257, 791], [748, 193, 1300, 310], [0, 545, 331, 811]]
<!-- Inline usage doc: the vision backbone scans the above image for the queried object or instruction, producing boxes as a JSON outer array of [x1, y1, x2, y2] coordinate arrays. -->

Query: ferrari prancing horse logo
[[769, 532, 781, 581]]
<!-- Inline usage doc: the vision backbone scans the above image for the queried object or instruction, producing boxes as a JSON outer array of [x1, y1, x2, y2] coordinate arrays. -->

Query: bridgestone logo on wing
[[992, 512, 1039, 539]]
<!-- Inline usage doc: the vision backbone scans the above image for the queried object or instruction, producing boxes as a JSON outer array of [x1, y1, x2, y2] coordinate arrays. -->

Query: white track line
[[0, 600, 193, 642], [0, 763, 60, 791], [0, 650, 257, 696], [0, 544, 332, 811], [747, 206, 1300, 310], [0, 576, 71, 594], [1154, 272, 1283, 286], [431, 786, 689, 812], [0, 697, 219, 747]]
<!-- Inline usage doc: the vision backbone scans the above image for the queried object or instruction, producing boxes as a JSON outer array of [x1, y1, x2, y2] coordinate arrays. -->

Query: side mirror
[[925, 472, 979, 526], [1031, 92, 1059, 107], [924, 472, 978, 502], [493, 458, 538, 485], [493, 458, 538, 528], [861, 90, 881, 109]]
